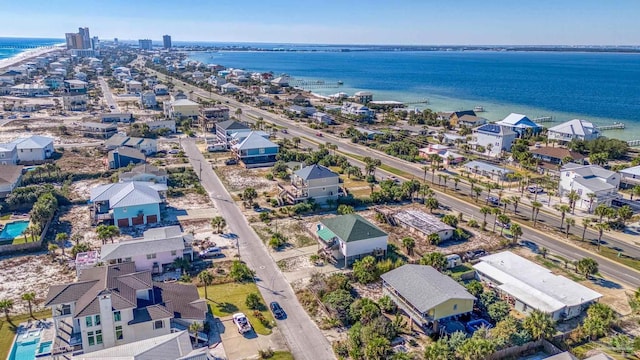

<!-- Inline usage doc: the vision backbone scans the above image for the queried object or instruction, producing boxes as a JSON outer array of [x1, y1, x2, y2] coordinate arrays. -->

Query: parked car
[[486, 196, 500, 206], [315, 132, 323, 137], [495, 220, 511, 229], [464, 249, 488, 261], [527, 186, 544, 194], [270, 301, 285, 319], [281, 129, 288, 134], [224, 158, 238, 165], [168, 149, 180, 154], [199, 247, 222, 258], [233, 313, 252, 334]]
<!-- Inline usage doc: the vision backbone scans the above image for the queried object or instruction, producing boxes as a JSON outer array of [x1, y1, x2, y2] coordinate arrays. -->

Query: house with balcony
[[316, 214, 388, 267], [10, 135, 54, 164], [559, 163, 620, 211], [381, 264, 475, 330], [44, 262, 207, 357], [163, 98, 199, 120], [495, 113, 542, 136], [200, 106, 230, 132], [63, 93, 89, 111], [279, 164, 340, 204], [0, 142, 18, 165], [140, 91, 157, 109], [80, 122, 118, 139], [119, 163, 167, 184], [231, 131, 279, 168], [448, 110, 477, 126], [471, 124, 517, 157], [125, 80, 142, 94], [100, 226, 194, 273], [146, 119, 176, 133], [107, 147, 146, 169], [216, 120, 251, 145], [89, 181, 166, 227], [64, 79, 88, 94], [153, 84, 168, 95], [105, 134, 157, 155], [547, 119, 601, 144]]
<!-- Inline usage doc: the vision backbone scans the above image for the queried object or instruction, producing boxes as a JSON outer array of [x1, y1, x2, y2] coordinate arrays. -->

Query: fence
[[0, 217, 52, 255], [488, 339, 564, 360]]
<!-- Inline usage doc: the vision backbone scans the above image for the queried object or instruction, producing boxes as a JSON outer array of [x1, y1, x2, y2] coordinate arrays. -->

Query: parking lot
[[216, 315, 288, 360]]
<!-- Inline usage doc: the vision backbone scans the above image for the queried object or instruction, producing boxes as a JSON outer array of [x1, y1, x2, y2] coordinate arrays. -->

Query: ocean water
[[0, 37, 64, 61], [188, 50, 640, 140]]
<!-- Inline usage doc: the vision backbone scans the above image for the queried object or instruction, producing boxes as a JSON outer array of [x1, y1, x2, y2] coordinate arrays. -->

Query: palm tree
[[402, 237, 415, 256], [510, 223, 523, 245], [198, 270, 214, 300], [188, 321, 204, 340], [594, 204, 610, 223], [594, 222, 610, 251], [55, 233, 68, 258], [554, 204, 571, 229], [581, 218, 591, 242], [497, 214, 510, 236], [21, 292, 36, 318], [48, 243, 58, 259], [509, 195, 520, 214], [567, 190, 580, 213], [292, 137, 301, 149], [441, 174, 449, 191], [480, 206, 492, 224], [490, 208, 501, 232], [0, 299, 14, 321], [473, 186, 483, 203], [453, 176, 460, 191], [501, 198, 512, 214], [210, 216, 226, 234], [426, 197, 439, 213], [523, 310, 556, 340], [586, 192, 597, 213], [632, 185, 640, 201], [531, 201, 543, 226], [539, 247, 548, 259], [565, 217, 576, 238]]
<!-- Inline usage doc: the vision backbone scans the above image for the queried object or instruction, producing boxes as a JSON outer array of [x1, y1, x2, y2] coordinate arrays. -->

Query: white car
[[232, 313, 252, 334]]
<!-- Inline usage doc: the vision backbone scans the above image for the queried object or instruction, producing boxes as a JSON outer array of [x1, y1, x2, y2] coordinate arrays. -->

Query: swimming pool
[[0, 220, 29, 240], [35, 341, 52, 357], [8, 329, 42, 360]]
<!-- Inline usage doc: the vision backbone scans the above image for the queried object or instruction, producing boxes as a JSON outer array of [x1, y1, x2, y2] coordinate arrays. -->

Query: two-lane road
[[181, 139, 335, 360]]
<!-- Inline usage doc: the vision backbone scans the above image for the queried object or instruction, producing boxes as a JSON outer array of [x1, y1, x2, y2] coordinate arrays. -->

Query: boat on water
[[474, 106, 485, 112], [337, 80, 343, 85]]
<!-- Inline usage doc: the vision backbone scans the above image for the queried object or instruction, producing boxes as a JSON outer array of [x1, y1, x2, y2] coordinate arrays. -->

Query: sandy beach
[[0, 45, 64, 71]]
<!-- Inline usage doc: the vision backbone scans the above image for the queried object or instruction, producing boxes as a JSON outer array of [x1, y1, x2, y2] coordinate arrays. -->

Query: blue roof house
[[231, 131, 279, 168], [472, 124, 517, 157], [495, 113, 542, 136], [90, 182, 166, 228]]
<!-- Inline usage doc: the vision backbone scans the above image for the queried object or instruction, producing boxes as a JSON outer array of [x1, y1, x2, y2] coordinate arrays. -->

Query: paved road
[[181, 139, 335, 360], [98, 76, 120, 112], [146, 66, 640, 288]]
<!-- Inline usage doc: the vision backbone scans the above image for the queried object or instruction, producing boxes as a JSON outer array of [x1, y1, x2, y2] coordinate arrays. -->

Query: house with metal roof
[[107, 147, 146, 169], [101, 226, 194, 273], [163, 98, 199, 120], [71, 330, 208, 360], [393, 209, 455, 242], [215, 119, 251, 144], [279, 164, 340, 204], [463, 160, 514, 180], [9, 135, 55, 163], [44, 262, 207, 357], [472, 124, 517, 156], [119, 164, 167, 184], [90, 182, 166, 228], [231, 131, 279, 168], [448, 110, 477, 126], [473, 251, 601, 321], [495, 113, 542, 135], [0, 141, 18, 165], [548, 119, 600, 144], [381, 264, 475, 329], [316, 214, 388, 267], [559, 163, 620, 210], [619, 165, 640, 189]]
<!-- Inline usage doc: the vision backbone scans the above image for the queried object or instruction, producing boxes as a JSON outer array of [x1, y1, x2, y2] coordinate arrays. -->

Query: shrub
[[259, 212, 271, 223], [245, 292, 262, 310]]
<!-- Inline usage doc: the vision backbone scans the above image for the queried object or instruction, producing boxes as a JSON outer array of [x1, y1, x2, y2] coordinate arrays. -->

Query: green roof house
[[317, 214, 388, 267]]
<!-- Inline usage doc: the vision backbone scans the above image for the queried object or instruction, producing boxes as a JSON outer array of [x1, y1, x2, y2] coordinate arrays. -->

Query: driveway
[[217, 316, 287, 360]]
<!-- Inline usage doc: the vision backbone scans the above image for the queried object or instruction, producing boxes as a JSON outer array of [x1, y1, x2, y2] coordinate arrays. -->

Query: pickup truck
[[232, 313, 252, 334]]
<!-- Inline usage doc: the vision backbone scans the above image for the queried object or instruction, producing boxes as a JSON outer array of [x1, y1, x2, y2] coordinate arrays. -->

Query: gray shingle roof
[[109, 146, 146, 161], [217, 120, 250, 131], [0, 165, 22, 187], [381, 265, 475, 313], [320, 214, 387, 243], [294, 164, 339, 181], [154, 282, 208, 321]]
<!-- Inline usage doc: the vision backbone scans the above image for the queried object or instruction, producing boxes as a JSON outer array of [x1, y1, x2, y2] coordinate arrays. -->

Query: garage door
[[117, 218, 129, 227], [131, 216, 144, 226], [146, 215, 158, 224]]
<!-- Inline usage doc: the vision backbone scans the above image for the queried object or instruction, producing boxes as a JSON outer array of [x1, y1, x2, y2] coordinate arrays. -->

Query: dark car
[[464, 249, 488, 261], [225, 158, 238, 165], [270, 301, 285, 319], [486, 196, 500, 206]]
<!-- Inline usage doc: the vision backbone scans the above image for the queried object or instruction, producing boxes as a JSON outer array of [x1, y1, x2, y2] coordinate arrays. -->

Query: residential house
[[207, 76, 226, 88], [381, 264, 475, 329], [279, 164, 340, 204], [163, 98, 199, 120], [63, 94, 89, 111], [0, 165, 23, 198], [10, 83, 49, 97], [619, 165, 640, 189], [463, 160, 514, 181], [140, 91, 157, 109], [10, 135, 54, 164], [495, 113, 542, 136], [191, 71, 205, 82], [44, 75, 65, 89], [100, 226, 194, 273], [64, 79, 88, 94], [119, 163, 167, 184], [393, 210, 455, 242], [89, 181, 165, 227], [0, 142, 18, 165], [456, 114, 486, 128], [270, 76, 289, 87], [341, 102, 374, 120], [287, 105, 316, 116], [108, 147, 146, 169], [448, 110, 476, 126], [105, 134, 157, 155], [353, 91, 373, 104], [80, 122, 118, 139], [146, 120, 176, 133], [215, 120, 251, 144], [316, 214, 388, 267], [71, 331, 208, 360], [200, 106, 230, 132], [288, 93, 309, 105], [472, 124, 517, 156], [547, 119, 601, 144], [531, 147, 586, 168], [311, 111, 333, 125], [44, 262, 206, 356], [559, 163, 620, 211], [473, 251, 602, 321], [153, 84, 168, 95], [354, 127, 383, 140], [125, 80, 142, 94], [101, 113, 133, 123], [220, 83, 240, 94], [231, 131, 279, 168], [143, 77, 158, 87]]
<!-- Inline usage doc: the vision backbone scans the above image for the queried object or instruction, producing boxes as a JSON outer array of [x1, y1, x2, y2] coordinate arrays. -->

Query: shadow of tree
[[217, 302, 238, 314]]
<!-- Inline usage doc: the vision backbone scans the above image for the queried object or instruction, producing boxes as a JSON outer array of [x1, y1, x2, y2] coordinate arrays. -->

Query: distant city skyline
[[2, 0, 639, 45]]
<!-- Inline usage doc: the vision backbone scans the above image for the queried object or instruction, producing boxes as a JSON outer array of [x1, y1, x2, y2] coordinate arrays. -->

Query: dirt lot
[[215, 166, 276, 193], [252, 217, 318, 248], [0, 254, 75, 313], [58, 148, 109, 174], [70, 178, 109, 200]]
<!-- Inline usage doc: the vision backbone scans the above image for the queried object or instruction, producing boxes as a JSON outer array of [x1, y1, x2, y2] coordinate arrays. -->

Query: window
[[96, 330, 103, 345], [85, 316, 93, 327], [124, 257, 131, 262], [453, 304, 458, 311], [87, 331, 95, 346], [153, 320, 164, 330], [115, 325, 123, 340], [171, 250, 177, 256], [113, 311, 121, 322], [95, 314, 100, 326], [146, 253, 156, 259]]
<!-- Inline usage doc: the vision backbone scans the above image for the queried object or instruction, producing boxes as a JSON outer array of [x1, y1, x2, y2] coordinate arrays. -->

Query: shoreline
[[0, 45, 64, 71]]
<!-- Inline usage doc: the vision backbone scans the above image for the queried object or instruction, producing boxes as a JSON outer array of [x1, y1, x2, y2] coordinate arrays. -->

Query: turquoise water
[[0, 221, 30, 240], [0, 37, 63, 61], [35, 341, 52, 357], [189, 50, 640, 139], [8, 330, 41, 360]]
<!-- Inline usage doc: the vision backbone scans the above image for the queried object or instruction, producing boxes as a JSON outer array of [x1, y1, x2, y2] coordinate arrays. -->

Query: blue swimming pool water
[[35, 341, 51, 357], [0, 221, 30, 240], [8, 330, 41, 360]]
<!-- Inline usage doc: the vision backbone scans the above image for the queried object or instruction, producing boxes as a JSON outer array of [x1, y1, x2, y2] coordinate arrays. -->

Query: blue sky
[[3, 0, 638, 45]]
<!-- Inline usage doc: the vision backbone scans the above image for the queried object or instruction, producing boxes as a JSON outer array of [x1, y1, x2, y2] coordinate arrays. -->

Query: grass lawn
[[11, 234, 36, 245], [0, 309, 50, 360], [270, 351, 295, 360], [198, 282, 275, 335]]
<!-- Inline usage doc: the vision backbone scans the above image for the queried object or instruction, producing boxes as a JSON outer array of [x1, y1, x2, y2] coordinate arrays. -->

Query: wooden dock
[[627, 139, 640, 147], [532, 116, 554, 123], [596, 122, 625, 130]]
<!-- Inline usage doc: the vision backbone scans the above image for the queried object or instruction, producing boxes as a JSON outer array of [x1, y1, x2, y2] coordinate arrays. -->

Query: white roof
[[11, 135, 54, 149], [473, 252, 601, 313], [101, 232, 185, 261], [561, 163, 615, 179], [497, 113, 528, 125], [172, 99, 199, 106], [548, 119, 596, 137], [90, 182, 164, 208], [620, 165, 640, 177]]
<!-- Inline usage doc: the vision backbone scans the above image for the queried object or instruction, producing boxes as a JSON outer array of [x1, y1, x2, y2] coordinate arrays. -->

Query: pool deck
[[12, 318, 55, 359]]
